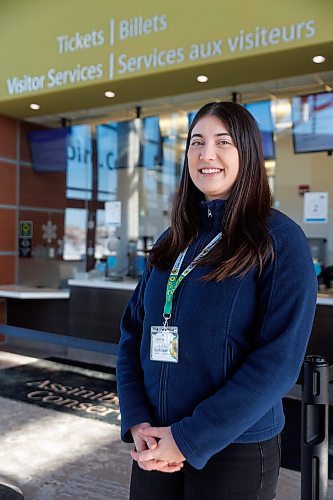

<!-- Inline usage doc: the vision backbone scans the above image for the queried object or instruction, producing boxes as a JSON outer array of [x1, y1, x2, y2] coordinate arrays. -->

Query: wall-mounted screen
[[245, 100, 276, 160], [28, 128, 68, 172], [291, 92, 333, 154], [188, 111, 197, 126]]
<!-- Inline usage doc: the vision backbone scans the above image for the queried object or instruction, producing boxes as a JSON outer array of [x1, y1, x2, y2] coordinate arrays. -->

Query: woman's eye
[[218, 140, 230, 146], [191, 141, 204, 147]]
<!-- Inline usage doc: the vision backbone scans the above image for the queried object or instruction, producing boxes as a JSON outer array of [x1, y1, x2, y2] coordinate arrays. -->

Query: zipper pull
[[208, 208, 213, 218]]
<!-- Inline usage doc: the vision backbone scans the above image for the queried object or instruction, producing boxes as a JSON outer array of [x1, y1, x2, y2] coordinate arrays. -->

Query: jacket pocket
[[227, 341, 234, 369], [226, 338, 241, 378]]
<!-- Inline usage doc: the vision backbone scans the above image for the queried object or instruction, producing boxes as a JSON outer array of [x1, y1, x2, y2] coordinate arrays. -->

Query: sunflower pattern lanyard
[[150, 232, 222, 363]]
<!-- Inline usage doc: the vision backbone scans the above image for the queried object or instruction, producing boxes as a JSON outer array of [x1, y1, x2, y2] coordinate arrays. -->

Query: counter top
[[68, 279, 333, 305], [317, 295, 333, 306], [68, 278, 138, 291], [0, 285, 70, 299]]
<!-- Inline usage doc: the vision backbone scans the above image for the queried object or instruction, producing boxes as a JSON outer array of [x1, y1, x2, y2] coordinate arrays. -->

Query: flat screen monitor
[[245, 100, 276, 160], [291, 92, 333, 154], [28, 128, 69, 172], [188, 111, 197, 126]]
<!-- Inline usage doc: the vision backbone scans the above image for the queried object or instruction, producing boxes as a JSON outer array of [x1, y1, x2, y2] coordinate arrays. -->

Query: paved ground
[[0, 348, 332, 499]]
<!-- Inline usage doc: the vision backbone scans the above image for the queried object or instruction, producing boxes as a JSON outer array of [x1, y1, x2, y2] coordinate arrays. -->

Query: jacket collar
[[198, 199, 227, 231]]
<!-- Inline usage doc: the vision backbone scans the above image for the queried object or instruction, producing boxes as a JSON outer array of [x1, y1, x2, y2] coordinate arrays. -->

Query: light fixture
[[30, 103, 40, 110], [197, 75, 208, 83], [104, 90, 116, 98], [312, 55, 326, 64]]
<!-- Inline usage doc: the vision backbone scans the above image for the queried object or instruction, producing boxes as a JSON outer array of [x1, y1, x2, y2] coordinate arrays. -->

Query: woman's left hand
[[131, 426, 185, 466]]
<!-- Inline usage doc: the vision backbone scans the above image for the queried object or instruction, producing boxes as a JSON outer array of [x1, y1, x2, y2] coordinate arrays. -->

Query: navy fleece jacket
[[117, 200, 317, 469]]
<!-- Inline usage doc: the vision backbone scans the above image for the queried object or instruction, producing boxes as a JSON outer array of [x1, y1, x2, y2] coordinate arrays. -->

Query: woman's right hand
[[131, 422, 184, 473]]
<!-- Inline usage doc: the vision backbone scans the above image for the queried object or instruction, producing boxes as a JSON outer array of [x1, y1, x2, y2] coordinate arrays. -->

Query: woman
[[117, 101, 317, 499]]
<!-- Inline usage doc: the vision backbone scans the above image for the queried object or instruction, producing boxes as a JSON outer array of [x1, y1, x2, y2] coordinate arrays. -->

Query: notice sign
[[19, 220, 33, 257], [304, 192, 328, 223], [105, 201, 121, 226], [20, 221, 33, 238]]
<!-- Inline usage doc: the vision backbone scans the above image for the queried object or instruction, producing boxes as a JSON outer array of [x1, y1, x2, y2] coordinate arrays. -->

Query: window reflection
[[66, 125, 93, 200], [63, 208, 87, 261], [139, 113, 187, 241], [96, 120, 140, 202], [26, 112, 189, 275], [140, 116, 163, 168], [97, 123, 118, 202]]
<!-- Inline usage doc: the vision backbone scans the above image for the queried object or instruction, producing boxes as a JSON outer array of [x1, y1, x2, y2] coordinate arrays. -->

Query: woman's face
[[187, 114, 239, 201]]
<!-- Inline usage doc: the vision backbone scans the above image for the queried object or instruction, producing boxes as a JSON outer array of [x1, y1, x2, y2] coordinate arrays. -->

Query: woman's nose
[[199, 143, 217, 161]]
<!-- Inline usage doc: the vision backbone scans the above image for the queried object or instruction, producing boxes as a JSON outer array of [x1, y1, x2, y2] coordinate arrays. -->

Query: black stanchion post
[[301, 355, 329, 500]]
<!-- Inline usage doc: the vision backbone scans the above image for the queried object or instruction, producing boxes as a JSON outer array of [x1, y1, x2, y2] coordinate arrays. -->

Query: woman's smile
[[199, 167, 224, 174]]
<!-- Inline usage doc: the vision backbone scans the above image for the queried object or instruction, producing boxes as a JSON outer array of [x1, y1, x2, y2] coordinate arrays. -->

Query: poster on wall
[[105, 201, 121, 226], [304, 192, 328, 223], [19, 221, 33, 257]]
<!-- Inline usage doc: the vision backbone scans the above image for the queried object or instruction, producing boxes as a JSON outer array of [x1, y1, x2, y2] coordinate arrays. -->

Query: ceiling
[[24, 69, 333, 128]]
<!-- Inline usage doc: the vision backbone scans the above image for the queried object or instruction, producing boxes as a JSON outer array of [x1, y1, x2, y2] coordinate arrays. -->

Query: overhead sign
[[0, 0, 331, 102]]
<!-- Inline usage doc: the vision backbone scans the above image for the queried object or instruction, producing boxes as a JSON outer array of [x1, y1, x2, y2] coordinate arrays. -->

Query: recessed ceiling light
[[312, 55, 326, 64], [30, 103, 40, 110], [197, 75, 208, 83], [105, 91, 116, 98]]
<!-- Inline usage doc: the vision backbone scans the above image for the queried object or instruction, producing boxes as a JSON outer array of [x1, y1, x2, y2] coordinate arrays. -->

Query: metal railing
[[301, 355, 332, 500]]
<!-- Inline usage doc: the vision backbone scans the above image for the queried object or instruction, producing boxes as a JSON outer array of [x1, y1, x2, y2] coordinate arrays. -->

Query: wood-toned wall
[[0, 114, 66, 290], [0, 115, 17, 285]]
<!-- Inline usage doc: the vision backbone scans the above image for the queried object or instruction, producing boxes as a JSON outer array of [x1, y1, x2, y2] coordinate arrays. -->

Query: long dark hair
[[149, 101, 273, 280]]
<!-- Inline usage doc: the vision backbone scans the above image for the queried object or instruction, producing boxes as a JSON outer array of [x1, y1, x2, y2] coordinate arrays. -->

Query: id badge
[[150, 326, 179, 363]]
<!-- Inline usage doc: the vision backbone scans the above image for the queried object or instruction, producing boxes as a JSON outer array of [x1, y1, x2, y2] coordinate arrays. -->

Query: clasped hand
[[131, 423, 185, 473]]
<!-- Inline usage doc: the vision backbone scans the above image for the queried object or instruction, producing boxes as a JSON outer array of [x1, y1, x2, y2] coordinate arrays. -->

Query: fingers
[[156, 461, 184, 473], [131, 448, 153, 462], [138, 459, 168, 471], [145, 436, 157, 449], [132, 446, 185, 473], [132, 436, 147, 453], [139, 426, 163, 438], [137, 459, 184, 473]]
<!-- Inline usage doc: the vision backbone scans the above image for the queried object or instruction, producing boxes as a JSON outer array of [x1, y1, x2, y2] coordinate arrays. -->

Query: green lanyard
[[163, 232, 222, 325]]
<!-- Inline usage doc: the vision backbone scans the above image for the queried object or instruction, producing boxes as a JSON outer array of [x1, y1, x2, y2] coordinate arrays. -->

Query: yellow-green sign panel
[[0, 0, 332, 101]]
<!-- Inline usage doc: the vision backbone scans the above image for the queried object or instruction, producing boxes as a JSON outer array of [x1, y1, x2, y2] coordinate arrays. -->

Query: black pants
[[129, 434, 281, 500]]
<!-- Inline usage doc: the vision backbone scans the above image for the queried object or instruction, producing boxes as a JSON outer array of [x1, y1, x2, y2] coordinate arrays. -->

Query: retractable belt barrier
[[301, 355, 332, 500]]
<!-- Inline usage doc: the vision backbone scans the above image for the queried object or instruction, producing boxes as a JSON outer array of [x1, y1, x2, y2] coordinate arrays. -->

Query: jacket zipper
[[158, 225, 217, 424]]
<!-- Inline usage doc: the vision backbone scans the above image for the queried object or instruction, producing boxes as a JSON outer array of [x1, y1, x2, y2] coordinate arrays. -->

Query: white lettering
[[47, 63, 104, 88], [117, 47, 184, 75], [268, 28, 281, 45], [227, 20, 317, 54], [189, 40, 222, 61], [227, 35, 239, 53], [6, 74, 45, 95], [305, 20, 316, 38], [118, 14, 167, 41], [57, 30, 105, 54]]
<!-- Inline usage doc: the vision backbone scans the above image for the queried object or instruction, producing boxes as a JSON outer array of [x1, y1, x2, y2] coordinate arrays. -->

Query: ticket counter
[[0, 282, 332, 364]]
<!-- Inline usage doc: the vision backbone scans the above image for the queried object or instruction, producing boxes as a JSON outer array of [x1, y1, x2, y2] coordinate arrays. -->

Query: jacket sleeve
[[116, 264, 153, 442], [171, 221, 318, 469]]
